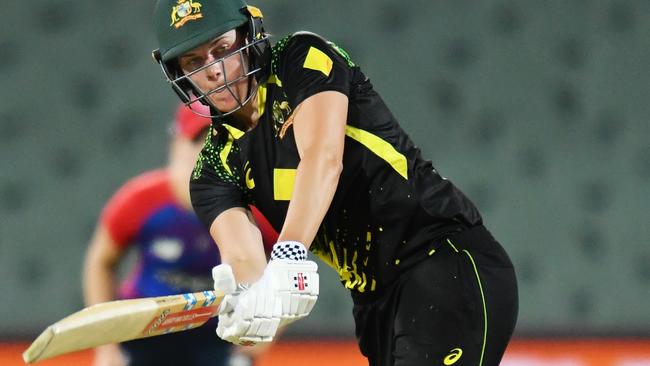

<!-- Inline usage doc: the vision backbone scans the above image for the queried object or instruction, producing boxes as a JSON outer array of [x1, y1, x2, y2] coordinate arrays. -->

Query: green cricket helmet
[[152, 0, 270, 118]]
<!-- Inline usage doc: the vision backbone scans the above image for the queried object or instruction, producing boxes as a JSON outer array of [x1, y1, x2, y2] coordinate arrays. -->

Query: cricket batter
[[152, 1, 519, 365], [83, 103, 275, 366]]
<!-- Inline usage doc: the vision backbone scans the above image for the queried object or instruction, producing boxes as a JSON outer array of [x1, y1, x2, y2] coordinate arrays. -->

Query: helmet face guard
[[154, 34, 269, 118]]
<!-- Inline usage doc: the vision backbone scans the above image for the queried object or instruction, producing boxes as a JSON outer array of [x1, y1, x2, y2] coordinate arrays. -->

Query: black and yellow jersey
[[191, 32, 482, 295]]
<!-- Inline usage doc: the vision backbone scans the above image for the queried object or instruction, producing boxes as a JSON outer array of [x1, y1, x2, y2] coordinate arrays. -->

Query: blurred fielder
[[83, 103, 275, 366]]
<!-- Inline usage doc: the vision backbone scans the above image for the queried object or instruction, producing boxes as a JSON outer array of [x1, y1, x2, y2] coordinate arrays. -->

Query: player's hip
[[352, 225, 518, 365]]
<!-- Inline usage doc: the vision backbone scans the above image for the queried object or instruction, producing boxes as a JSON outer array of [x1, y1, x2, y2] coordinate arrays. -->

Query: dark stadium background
[[1, 1, 648, 365]]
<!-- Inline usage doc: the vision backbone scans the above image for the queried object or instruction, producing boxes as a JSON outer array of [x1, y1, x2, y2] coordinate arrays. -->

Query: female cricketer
[[151, 1, 518, 365]]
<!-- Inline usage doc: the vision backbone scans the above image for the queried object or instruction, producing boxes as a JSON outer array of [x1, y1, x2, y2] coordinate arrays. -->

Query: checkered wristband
[[270, 241, 308, 261]]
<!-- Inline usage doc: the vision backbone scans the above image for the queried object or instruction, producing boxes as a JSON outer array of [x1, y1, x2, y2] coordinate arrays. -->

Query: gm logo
[[443, 348, 463, 365]]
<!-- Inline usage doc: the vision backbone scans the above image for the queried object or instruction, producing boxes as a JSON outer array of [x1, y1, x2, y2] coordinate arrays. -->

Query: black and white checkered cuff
[[270, 241, 307, 261]]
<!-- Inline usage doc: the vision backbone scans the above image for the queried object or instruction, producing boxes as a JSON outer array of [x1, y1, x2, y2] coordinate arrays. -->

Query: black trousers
[[353, 225, 518, 366]]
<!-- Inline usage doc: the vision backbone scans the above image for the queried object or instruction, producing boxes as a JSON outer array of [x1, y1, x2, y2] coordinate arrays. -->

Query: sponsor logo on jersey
[[272, 100, 293, 138], [151, 238, 184, 261], [443, 348, 463, 365]]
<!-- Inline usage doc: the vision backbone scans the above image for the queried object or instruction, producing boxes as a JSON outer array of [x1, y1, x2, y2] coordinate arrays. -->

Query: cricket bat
[[22, 289, 224, 364]]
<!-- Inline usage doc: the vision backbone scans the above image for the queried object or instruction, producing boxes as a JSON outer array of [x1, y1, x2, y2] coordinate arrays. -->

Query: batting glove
[[214, 241, 319, 345], [212, 263, 276, 346]]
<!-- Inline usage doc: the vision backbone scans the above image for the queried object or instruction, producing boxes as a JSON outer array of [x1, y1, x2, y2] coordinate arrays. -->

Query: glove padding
[[213, 259, 319, 345]]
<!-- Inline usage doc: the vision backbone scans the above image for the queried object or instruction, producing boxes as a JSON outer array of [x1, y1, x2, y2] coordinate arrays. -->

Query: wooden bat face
[[23, 290, 223, 364]]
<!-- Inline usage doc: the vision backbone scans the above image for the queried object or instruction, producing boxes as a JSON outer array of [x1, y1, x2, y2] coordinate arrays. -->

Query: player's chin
[[208, 92, 243, 113]]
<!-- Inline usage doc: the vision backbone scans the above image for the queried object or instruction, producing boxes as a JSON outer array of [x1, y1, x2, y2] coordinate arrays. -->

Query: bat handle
[[212, 264, 237, 295]]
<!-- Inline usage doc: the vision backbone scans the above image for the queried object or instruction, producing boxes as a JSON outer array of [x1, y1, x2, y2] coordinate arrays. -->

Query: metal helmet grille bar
[[157, 36, 269, 119]]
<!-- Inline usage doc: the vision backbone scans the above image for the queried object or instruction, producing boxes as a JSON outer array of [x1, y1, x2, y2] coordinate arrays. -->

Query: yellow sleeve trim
[[303, 47, 333, 77], [273, 168, 296, 201], [345, 125, 408, 180]]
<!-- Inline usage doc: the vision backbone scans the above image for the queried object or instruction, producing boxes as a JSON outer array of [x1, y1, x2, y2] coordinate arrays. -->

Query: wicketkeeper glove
[[213, 241, 319, 346]]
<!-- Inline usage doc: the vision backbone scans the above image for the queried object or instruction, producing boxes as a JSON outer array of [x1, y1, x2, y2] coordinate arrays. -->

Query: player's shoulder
[[107, 169, 173, 209], [271, 31, 355, 74], [272, 32, 330, 60], [101, 169, 177, 245], [118, 169, 170, 197], [274, 31, 331, 55], [289, 31, 331, 45]]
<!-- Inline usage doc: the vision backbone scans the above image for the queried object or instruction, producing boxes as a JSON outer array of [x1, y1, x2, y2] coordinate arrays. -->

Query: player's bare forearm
[[210, 207, 268, 283], [279, 91, 347, 248], [83, 227, 123, 306]]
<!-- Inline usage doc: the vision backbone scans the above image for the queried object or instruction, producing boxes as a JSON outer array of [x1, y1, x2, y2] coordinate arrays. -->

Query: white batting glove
[[212, 263, 238, 317], [212, 263, 280, 345], [212, 263, 237, 296], [213, 242, 319, 346], [262, 241, 320, 325]]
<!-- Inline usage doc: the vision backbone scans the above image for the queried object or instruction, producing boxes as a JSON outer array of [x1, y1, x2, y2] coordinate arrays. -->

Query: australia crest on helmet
[[170, 0, 203, 29]]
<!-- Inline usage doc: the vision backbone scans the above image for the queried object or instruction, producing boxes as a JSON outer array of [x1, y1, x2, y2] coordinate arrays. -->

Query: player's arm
[[215, 94, 344, 345], [210, 207, 268, 283], [84, 171, 166, 304], [82, 225, 128, 366], [191, 141, 268, 284], [278, 90, 347, 247], [193, 138, 321, 347], [83, 225, 125, 305], [273, 33, 353, 249]]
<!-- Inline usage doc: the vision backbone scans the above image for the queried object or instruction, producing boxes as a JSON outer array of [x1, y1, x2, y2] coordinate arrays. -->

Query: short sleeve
[[190, 132, 247, 229], [100, 170, 173, 248], [278, 32, 353, 107]]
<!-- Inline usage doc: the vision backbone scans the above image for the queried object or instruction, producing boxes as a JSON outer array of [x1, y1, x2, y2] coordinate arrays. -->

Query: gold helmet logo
[[170, 0, 203, 29]]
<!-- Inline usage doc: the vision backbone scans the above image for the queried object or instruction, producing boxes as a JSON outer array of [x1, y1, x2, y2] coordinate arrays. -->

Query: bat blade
[[23, 290, 223, 364]]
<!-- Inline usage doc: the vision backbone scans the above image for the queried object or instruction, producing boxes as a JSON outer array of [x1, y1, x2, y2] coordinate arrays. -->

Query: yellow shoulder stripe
[[345, 125, 408, 180], [303, 47, 333, 77]]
